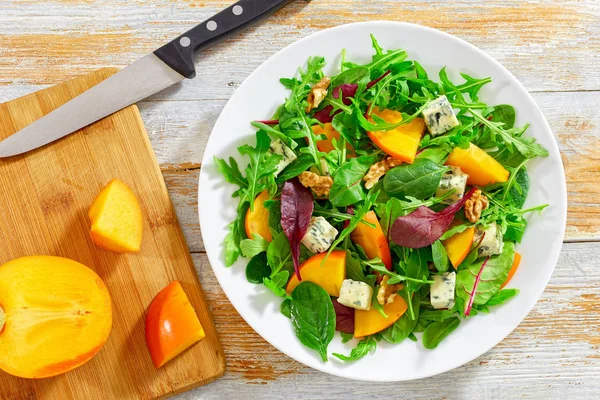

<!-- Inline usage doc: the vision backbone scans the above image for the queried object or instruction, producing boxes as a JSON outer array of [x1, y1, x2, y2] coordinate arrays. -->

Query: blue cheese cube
[[301, 217, 338, 254], [268, 139, 297, 176], [436, 166, 469, 204], [422, 95, 460, 136], [337, 279, 373, 311], [431, 272, 456, 310], [474, 222, 504, 258]]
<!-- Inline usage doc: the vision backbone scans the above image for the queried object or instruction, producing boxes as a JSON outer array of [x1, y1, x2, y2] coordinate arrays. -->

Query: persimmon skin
[[350, 211, 392, 271], [443, 227, 476, 268], [367, 108, 426, 164], [245, 190, 273, 242], [446, 144, 509, 186], [0, 256, 112, 379], [354, 296, 408, 338], [89, 179, 143, 253], [145, 281, 206, 368], [286, 251, 346, 297]]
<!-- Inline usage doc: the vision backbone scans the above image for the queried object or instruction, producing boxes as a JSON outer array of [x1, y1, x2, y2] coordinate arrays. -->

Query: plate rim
[[198, 21, 567, 381]]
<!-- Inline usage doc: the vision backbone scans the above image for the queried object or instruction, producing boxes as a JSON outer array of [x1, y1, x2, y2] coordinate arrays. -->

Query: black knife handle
[[154, 0, 294, 79]]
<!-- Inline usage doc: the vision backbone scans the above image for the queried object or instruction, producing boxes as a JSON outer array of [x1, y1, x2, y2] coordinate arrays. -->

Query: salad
[[215, 36, 548, 363]]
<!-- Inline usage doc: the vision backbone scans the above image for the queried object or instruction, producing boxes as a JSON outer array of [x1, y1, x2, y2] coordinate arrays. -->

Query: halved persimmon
[[145, 281, 206, 368], [351, 211, 392, 270], [245, 190, 273, 242], [286, 251, 346, 297], [354, 295, 408, 338], [442, 227, 476, 268], [367, 107, 426, 164], [446, 143, 509, 186], [0, 256, 112, 379]]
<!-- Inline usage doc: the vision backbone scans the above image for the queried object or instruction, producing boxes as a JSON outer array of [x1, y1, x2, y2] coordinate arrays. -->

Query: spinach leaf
[[333, 335, 377, 362], [405, 248, 431, 292], [329, 155, 376, 207], [490, 104, 516, 129], [276, 153, 315, 183], [240, 233, 270, 258], [224, 202, 248, 267], [415, 147, 449, 164], [332, 112, 362, 150], [381, 288, 420, 344], [456, 242, 516, 316], [440, 222, 473, 241], [263, 270, 290, 298], [431, 240, 450, 273], [280, 298, 292, 318], [383, 159, 448, 200], [290, 282, 336, 362], [246, 253, 271, 284], [267, 231, 293, 276], [508, 168, 530, 209], [346, 250, 368, 283], [331, 66, 370, 87], [485, 288, 520, 307], [422, 317, 460, 349], [376, 197, 406, 240], [420, 309, 456, 322]]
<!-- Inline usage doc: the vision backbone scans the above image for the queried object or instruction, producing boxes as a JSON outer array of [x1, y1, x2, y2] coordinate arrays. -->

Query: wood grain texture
[[1, 0, 599, 398], [0, 71, 224, 400]]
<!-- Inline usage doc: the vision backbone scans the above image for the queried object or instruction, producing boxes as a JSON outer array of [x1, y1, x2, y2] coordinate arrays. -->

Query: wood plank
[[153, 91, 600, 252], [0, 70, 224, 399], [182, 243, 600, 398], [0, 0, 599, 101]]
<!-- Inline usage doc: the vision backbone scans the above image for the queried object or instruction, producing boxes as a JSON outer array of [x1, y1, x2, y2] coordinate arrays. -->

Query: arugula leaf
[[369, 258, 433, 285], [416, 147, 449, 164], [263, 270, 290, 298], [240, 233, 270, 258], [238, 131, 281, 211], [224, 202, 248, 267], [346, 250, 369, 283], [489, 104, 516, 128], [456, 242, 516, 316], [383, 159, 448, 199], [422, 317, 460, 349], [290, 282, 336, 362], [381, 288, 420, 344], [251, 122, 297, 150], [329, 155, 377, 207], [340, 332, 354, 344], [276, 153, 315, 184], [246, 253, 271, 284], [439, 222, 473, 241], [333, 335, 377, 362], [404, 248, 431, 291], [431, 240, 450, 273], [485, 288, 520, 306], [213, 156, 248, 195]]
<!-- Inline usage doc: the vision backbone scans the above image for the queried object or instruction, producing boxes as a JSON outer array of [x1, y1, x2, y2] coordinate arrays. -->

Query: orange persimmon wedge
[[351, 211, 392, 270], [0, 256, 112, 379], [311, 123, 355, 154], [245, 190, 273, 242], [89, 178, 143, 253], [442, 227, 476, 268], [367, 107, 426, 164], [286, 251, 346, 297], [354, 295, 408, 338], [501, 252, 522, 289], [446, 143, 509, 186], [145, 281, 206, 368]]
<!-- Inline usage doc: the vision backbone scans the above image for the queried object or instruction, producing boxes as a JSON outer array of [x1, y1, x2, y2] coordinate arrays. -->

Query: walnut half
[[464, 189, 489, 223], [305, 76, 331, 113], [363, 157, 403, 189], [298, 171, 333, 198], [377, 275, 401, 305]]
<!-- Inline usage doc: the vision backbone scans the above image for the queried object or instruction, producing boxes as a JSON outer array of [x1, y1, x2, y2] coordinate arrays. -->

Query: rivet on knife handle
[[154, 0, 295, 79]]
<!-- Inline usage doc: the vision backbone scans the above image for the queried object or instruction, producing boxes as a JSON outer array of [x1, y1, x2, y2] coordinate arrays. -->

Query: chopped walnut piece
[[298, 171, 333, 198], [377, 275, 401, 305], [464, 189, 489, 223], [305, 76, 331, 113], [363, 157, 403, 189]]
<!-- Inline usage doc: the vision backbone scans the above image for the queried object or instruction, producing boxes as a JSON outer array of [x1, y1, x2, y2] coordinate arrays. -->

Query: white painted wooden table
[[1, 0, 599, 398]]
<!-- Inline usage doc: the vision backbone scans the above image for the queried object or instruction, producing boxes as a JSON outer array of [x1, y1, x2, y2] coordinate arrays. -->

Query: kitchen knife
[[0, 0, 296, 158]]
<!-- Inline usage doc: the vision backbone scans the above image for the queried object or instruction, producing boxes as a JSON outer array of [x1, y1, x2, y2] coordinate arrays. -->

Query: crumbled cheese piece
[[431, 272, 456, 310], [422, 95, 460, 136], [436, 166, 469, 204], [337, 279, 373, 311], [474, 222, 504, 258], [268, 139, 297, 176], [301, 217, 338, 254]]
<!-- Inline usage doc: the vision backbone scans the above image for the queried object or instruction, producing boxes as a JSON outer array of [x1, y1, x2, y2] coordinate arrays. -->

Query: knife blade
[[0, 0, 295, 158]]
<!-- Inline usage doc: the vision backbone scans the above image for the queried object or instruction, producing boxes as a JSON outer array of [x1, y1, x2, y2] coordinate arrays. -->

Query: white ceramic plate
[[198, 21, 567, 381]]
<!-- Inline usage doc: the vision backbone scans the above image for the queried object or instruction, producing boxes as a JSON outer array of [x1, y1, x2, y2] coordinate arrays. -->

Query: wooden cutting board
[[0, 69, 225, 399]]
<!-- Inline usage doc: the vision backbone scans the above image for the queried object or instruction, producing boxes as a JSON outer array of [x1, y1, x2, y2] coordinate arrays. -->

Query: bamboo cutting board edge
[[0, 68, 225, 400]]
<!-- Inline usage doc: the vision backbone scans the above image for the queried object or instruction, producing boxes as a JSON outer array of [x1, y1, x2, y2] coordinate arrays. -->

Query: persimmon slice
[[0, 256, 112, 379], [145, 281, 206, 368]]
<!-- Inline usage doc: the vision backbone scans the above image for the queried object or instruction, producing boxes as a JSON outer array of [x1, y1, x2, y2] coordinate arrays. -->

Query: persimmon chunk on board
[[89, 178, 143, 253], [286, 251, 346, 297], [446, 143, 509, 186], [351, 210, 392, 271], [245, 190, 273, 242], [145, 281, 206, 368], [0, 256, 112, 379], [367, 107, 426, 163], [354, 295, 408, 338]]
